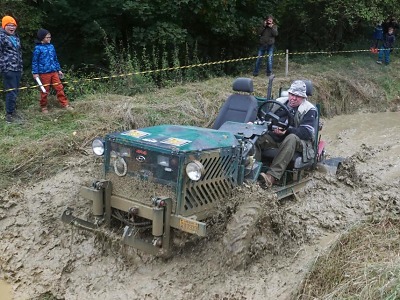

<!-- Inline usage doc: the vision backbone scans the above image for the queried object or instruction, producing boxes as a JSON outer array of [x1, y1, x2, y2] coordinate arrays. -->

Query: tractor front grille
[[107, 172, 177, 211], [179, 149, 238, 217]]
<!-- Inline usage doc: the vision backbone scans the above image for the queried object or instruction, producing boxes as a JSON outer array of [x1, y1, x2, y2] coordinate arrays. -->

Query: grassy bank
[[297, 219, 400, 299]]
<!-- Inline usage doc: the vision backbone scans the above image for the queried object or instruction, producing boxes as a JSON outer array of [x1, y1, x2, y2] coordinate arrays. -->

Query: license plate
[[179, 219, 199, 234]]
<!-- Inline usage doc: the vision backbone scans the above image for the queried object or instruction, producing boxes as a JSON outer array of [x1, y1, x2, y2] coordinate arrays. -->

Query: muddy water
[[321, 112, 400, 156], [0, 279, 12, 299], [321, 111, 400, 181]]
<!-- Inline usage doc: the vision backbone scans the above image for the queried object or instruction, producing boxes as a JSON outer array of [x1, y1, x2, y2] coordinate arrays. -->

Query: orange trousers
[[39, 72, 69, 108]]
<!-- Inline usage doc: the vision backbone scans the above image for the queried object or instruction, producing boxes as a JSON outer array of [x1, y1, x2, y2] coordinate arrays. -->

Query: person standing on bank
[[253, 15, 278, 77], [32, 28, 73, 113], [0, 15, 23, 124], [371, 22, 383, 50], [376, 27, 396, 65]]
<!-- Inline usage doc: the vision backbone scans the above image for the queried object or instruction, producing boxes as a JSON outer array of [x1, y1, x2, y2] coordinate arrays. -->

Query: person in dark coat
[[376, 27, 396, 65], [253, 15, 278, 77], [0, 15, 23, 124]]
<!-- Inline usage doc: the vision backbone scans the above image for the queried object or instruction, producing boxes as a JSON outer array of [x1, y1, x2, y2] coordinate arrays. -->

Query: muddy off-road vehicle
[[62, 77, 329, 256]]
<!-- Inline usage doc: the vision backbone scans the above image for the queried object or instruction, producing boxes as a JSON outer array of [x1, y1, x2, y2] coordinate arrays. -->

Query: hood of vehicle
[[107, 125, 239, 153]]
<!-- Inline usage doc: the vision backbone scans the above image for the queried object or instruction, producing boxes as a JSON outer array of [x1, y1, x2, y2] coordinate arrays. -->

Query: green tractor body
[[62, 77, 329, 255], [62, 123, 267, 255]]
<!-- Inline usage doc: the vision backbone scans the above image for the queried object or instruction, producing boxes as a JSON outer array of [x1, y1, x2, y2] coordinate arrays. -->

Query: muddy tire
[[223, 200, 262, 270]]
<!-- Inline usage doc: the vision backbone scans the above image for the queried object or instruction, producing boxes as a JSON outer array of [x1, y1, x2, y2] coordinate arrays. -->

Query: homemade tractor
[[62, 77, 328, 256]]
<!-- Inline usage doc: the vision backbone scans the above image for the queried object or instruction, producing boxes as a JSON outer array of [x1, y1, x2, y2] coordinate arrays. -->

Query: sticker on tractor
[[161, 137, 191, 147], [179, 219, 199, 234], [122, 130, 150, 138]]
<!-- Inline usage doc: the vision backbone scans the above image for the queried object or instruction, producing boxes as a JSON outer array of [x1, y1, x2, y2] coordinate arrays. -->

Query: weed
[[297, 219, 400, 300]]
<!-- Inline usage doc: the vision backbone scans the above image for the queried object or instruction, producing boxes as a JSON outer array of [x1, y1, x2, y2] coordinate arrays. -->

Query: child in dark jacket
[[32, 28, 73, 113], [376, 27, 396, 65]]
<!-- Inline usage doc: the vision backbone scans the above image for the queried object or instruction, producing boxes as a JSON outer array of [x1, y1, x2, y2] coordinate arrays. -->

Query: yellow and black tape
[[0, 48, 397, 93]]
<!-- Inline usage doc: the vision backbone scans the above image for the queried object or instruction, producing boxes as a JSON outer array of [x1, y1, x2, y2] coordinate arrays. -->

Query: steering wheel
[[257, 100, 292, 130]]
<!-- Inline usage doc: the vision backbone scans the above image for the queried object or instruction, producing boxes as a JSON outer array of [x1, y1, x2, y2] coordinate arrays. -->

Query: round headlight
[[92, 138, 105, 156], [114, 157, 127, 177], [186, 160, 204, 181]]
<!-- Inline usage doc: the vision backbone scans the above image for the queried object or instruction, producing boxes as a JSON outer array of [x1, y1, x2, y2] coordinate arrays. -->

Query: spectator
[[253, 15, 278, 77], [32, 28, 73, 113], [0, 15, 23, 124], [371, 22, 383, 50], [376, 27, 395, 65]]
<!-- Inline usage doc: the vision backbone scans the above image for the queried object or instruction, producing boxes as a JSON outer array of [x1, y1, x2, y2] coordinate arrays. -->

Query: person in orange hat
[[1, 16, 17, 29], [0, 15, 23, 124]]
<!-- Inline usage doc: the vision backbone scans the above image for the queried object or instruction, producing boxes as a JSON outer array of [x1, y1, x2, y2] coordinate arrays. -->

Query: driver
[[255, 80, 317, 188]]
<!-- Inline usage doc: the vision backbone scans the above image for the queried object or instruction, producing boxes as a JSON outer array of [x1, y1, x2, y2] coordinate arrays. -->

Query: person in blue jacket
[[371, 23, 383, 50], [32, 28, 73, 113]]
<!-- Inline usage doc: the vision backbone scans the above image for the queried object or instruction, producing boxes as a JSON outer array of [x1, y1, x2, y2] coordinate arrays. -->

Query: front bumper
[[61, 181, 207, 255]]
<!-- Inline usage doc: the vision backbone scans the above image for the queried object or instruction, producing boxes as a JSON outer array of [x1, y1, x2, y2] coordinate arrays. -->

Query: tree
[[276, 0, 399, 50], [0, 0, 46, 69], [2, 0, 399, 73]]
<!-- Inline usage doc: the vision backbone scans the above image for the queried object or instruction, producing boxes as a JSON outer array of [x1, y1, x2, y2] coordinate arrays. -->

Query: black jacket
[[258, 23, 278, 46], [383, 32, 395, 48]]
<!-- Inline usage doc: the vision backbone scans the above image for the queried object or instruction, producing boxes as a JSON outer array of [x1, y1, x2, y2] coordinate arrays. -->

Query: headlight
[[92, 138, 105, 156], [186, 160, 204, 181], [114, 157, 127, 177]]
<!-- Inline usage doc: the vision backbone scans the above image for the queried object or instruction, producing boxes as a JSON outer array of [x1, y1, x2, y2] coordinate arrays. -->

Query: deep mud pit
[[1, 112, 400, 300]]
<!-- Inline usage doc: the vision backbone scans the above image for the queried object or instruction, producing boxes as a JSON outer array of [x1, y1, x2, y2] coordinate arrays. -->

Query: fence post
[[285, 49, 289, 77]]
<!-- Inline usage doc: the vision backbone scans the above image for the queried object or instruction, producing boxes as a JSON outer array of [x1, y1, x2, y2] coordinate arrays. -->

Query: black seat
[[212, 77, 258, 129], [261, 80, 318, 170]]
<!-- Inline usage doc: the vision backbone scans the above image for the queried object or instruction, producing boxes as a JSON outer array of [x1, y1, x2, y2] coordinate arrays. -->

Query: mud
[[0, 279, 12, 299], [1, 112, 400, 300]]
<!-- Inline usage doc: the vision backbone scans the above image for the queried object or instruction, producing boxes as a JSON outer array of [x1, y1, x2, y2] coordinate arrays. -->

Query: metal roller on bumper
[[123, 197, 172, 256]]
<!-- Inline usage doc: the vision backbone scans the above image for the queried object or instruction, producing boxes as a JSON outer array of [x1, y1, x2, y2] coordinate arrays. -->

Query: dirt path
[[1, 112, 399, 300]]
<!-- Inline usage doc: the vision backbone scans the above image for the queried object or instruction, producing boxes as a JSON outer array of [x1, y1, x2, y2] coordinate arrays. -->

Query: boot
[[259, 172, 276, 188]]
